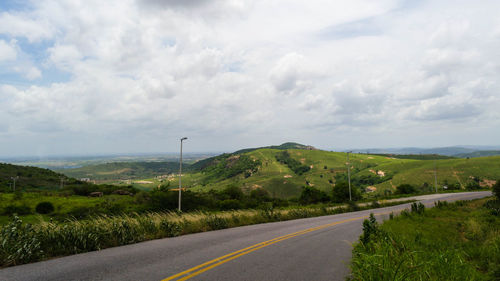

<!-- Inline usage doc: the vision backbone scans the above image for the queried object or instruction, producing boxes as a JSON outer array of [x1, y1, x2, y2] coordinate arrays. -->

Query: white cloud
[[0, 11, 54, 42], [1, 0, 500, 156], [0, 40, 17, 61]]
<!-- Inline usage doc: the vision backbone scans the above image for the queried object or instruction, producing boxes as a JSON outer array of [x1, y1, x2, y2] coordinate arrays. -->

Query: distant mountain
[[454, 150, 500, 158], [350, 146, 477, 156]]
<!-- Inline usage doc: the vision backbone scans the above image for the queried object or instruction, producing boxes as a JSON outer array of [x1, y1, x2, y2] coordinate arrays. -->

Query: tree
[[250, 188, 271, 201], [222, 185, 244, 200], [35, 202, 54, 214], [332, 181, 361, 203], [396, 184, 416, 194], [299, 186, 329, 205], [493, 180, 500, 200]]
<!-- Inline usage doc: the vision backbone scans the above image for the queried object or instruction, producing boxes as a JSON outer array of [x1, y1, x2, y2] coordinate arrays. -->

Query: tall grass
[[349, 198, 500, 280], [0, 200, 411, 267]]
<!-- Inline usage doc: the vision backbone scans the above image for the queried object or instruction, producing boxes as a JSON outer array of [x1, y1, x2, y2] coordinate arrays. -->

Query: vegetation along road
[[0, 191, 490, 281]]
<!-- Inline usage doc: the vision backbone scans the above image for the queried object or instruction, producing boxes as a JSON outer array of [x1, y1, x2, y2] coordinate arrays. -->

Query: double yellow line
[[162, 215, 369, 281]]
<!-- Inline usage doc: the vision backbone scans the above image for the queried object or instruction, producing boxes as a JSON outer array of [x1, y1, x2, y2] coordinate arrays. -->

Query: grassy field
[[349, 198, 500, 280], [0, 193, 137, 225]]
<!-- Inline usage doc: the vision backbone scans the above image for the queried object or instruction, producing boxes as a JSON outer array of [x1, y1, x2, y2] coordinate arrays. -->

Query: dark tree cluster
[[275, 151, 310, 175]]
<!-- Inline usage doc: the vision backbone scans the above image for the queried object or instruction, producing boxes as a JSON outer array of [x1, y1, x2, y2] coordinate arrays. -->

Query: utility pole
[[11, 176, 19, 192], [434, 160, 438, 193], [178, 137, 188, 212], [347, 151, 352, 201]]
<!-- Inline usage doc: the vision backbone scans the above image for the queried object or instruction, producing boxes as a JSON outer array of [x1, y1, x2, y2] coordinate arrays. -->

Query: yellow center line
[[162, 214, 378, 281]]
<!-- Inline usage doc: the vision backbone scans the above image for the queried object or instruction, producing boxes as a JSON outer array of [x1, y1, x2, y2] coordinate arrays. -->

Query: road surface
[[0, 191, 491, 281]]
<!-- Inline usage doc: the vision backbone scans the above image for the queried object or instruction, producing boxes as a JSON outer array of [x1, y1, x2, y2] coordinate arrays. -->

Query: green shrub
[[410, 202, 425, 215], [203, 215, 229, 230], [299, 186, 329, 205], [396, 184, 416, 194], [13, 191, 23, 200], [159, 221, 182, 237], [0, 215, 43, 266], [35, 202, 55, 214], [435, 200, 449, 209], [493, 180, 500, 200], [3, 204, 32, 215], [370, 201, 380, 208], [218, 199, 243, 210], [360, 213, 378, 245], [332, 181, 361, 202]]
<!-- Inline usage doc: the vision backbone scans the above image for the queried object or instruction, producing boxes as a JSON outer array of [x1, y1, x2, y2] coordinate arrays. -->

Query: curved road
[[0, 191, 491, 281]]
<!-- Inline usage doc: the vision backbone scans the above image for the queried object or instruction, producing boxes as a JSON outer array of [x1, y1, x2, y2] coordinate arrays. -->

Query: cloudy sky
[[1, 0, 500, 157]]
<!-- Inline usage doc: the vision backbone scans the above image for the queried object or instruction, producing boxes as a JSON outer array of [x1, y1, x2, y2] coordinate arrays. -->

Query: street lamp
[[11, 176, 19, 192], [346, 152, 352, 201], [178, 137, 188, 212]]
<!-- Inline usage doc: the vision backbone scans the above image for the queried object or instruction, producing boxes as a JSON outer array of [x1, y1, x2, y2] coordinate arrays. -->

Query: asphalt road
[[0, 191, 491, 281]]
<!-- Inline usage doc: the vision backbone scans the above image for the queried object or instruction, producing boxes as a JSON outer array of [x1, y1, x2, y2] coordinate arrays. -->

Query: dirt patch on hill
[[369, 169, 376, 174], [366, 186, 377, 192], [134, 180, 153, 184], [377, 170, 386, 177], [300, 158, 306, 164], [480, 179, 496, 188], [283, 175, 293, 178]]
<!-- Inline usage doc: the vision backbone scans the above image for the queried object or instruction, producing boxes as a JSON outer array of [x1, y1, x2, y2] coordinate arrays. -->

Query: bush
[[332, 181, 361, 202], [0, 215, 43, 266], [396, 184, 416, 194], [250, 188, 271, 201], [221, 185, 244, 200], [218, 199, 243, 210], [410, 202, 425, 215], [493, 180, 500, 200], [466, 181, 481, 190], [3, 204, 32, 215], [360, 213, 378, 244], [299, 186, 329, 205], [35, 202, 55, 214]]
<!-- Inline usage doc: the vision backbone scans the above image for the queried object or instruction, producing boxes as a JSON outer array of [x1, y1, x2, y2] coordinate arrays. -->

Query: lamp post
[[178, 137, 187, 212], [11, 176, 19, 192], [434, 160, 438, 193], [347, 151, 352, 201]]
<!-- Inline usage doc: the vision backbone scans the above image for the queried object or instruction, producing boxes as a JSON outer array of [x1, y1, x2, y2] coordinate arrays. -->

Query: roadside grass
[[0, 199, 413, 267], [349, 198, 500, 280], [0, 193, 138, 225]]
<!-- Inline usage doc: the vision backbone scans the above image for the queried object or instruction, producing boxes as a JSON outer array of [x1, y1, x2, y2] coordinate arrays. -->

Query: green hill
[[187, 148, 499, 199], [58, 161, 185, 181], [0, 163, 70, 191]]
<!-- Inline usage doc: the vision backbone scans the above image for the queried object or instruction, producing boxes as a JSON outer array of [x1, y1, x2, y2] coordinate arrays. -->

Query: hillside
[[187, 148, 499, 199], [0, 163, 71, 191], [58, 161, 185, 181]]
